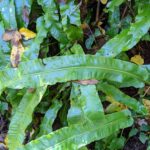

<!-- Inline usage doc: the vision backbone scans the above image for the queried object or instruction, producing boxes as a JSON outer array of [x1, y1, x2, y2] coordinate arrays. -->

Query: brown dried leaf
[[28, 88, 36, 93], [3, 30, 25, 68], [3, 30, 22, 43], [10, 42, 24, 68], [74, 79, 99, 85]]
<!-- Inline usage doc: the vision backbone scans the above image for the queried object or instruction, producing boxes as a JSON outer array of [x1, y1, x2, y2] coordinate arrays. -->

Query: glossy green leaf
[[0, 0, 17, 29], [38, 99, 62, 137], [97, 82, 147, 115], [0, 55, 148, 92], [38, 0, 68, 44], [97, 4, 150, 57], [8, 86, 47, 150], [0, 21, 10, 69], [0, 101, 8, 115], [0, 51, 10, 69], [59, 0, 83, 42], [23, 17, 48, 60], [68, 83, 104, 125], [6, 89, 26, 113], [0, 21, 11, 53], [18, 110, 133, 150], [107, 0, 125, 12], [107, 7, 120, 37]]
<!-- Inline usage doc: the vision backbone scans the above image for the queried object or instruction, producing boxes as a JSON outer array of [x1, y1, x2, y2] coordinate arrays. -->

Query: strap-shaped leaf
[[97, 82, 147, 115], [0, 55, 148, 91], [38, 99, 62, 137], [0, 21, 11, 54], [68, 83, 104, 125], [0, 21, 10, 71], [18, 110, 133, 150], [24, 17, 48, 60], [8, 86, 47, 150], [0, 0, 17, 29], [96, 3, 150, 57]]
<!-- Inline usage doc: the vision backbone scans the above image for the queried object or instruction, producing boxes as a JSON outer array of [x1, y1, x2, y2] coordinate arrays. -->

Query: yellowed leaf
[[4, 136, 8, 147], [10, 42, 24, 67], [100, 0, 108, 5], [97, 22, 105, 35], [106, 96, 127, 112], [130, 55, 144, 65], [19, 28, 36, 40], [143, 99, 150, 115]]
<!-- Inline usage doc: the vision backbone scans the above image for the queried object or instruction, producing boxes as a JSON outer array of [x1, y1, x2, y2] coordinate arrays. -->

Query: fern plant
[[0, 0, 149, 150]]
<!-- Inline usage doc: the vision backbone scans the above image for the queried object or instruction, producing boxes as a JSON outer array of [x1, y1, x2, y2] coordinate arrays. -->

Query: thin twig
[[95, 0, 100, 23]]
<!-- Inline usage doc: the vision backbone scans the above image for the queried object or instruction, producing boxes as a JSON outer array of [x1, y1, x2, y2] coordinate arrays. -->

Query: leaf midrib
[[5, 66, 145, 88], [23, 114, 131, 150], [47, 116, 131, 149]]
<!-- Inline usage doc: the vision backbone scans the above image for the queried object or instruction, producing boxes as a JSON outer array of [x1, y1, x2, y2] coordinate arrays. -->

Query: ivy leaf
[[10, 43, 24, 67]]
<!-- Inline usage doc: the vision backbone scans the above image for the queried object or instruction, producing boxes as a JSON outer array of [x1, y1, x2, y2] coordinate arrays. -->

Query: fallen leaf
[[74, 79, 99, 85], [143, 99, 150, 115], [130, 55, 144, 65], [3, 30, 22, 43], [10, 43, 24, 67], [100, 0, 108, 5], [19, 28, 36, 40], [137, 119, 148, 126], [3, 30, 25, 67]]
